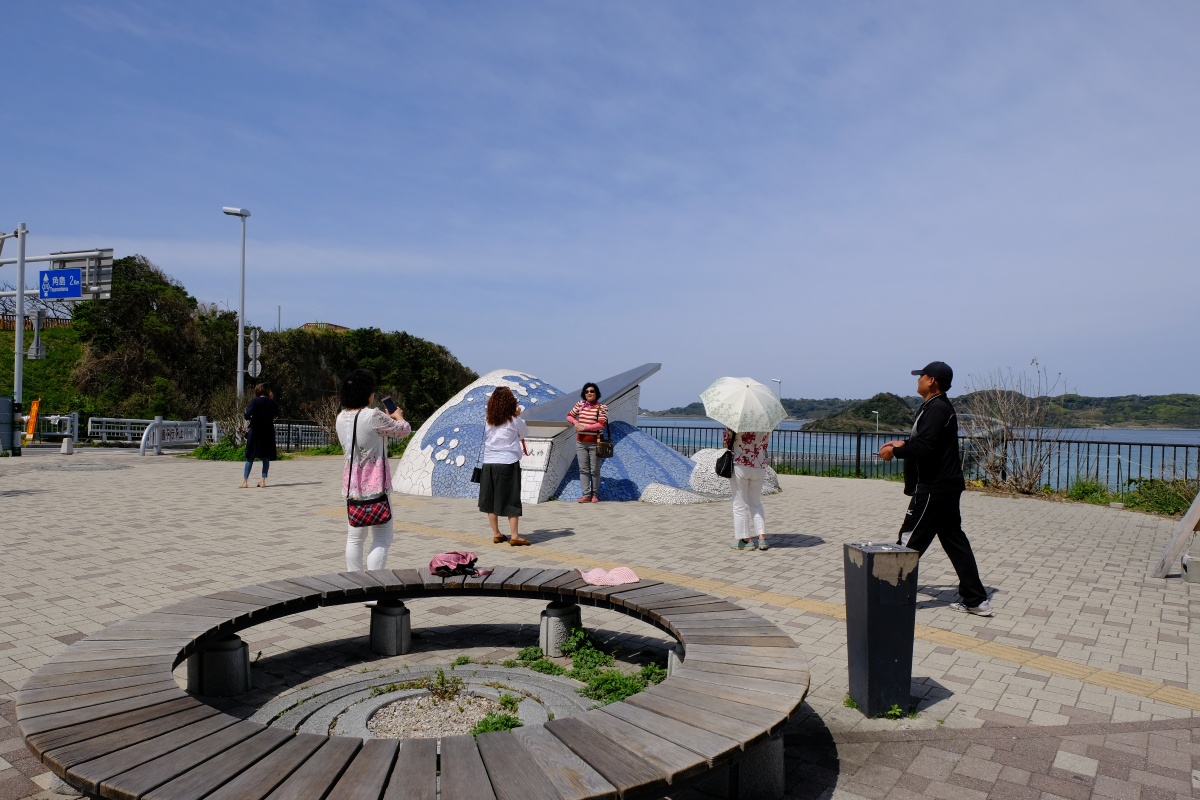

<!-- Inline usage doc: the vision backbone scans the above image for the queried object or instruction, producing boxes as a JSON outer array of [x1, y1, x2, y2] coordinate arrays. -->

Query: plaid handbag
[[346, 409, 392, 528]]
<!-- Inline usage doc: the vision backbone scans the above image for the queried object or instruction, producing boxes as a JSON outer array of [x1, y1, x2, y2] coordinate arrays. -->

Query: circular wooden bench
[[16, 567, 810, 800]]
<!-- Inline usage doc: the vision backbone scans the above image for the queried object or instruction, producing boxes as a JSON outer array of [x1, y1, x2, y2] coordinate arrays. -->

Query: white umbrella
[[700, 377, 787, 433]]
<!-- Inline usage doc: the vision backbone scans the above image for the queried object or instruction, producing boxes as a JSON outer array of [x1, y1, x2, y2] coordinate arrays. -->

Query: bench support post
[[690, 734, 785, 800], [371, 599, 411, 656], [539, 601, 581, 657], [667, 645, 683, 676], [186, 634, 251, 697]]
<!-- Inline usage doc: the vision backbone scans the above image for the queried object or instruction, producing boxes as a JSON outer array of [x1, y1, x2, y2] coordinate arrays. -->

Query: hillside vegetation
[[1, 255, 477, 427]]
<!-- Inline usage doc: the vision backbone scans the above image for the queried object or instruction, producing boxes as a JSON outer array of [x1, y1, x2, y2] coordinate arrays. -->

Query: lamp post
[[770, 378, 781, 398], [871, 410, 879, 435], [222, 207, 251, 398]]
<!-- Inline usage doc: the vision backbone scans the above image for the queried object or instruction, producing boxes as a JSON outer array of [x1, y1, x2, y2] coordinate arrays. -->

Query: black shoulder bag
[[715, 429, 735, 479]]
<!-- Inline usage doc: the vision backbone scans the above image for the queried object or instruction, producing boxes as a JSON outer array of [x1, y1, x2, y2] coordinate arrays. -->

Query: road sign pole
[[237, 217, 246, 400], [13, 223, 26, 406]]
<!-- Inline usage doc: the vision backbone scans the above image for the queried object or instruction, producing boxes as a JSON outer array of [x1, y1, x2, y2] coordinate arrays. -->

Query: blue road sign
[[40, 268, 83, 299]]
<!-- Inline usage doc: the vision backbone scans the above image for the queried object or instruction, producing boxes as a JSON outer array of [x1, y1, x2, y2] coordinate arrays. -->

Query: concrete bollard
[[50, 774, 83, 797], [186, 634, 251, 697], [60, 437, 74, 455], [844, 542, 919, 718], [370, 600, 412, 656], [539, 601, 582, 657]]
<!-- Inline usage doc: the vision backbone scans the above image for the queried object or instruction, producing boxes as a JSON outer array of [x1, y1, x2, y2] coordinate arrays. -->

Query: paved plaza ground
[[1, 447, 1197, 799]]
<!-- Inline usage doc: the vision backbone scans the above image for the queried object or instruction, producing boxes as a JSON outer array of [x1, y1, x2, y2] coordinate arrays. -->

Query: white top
[[335, 407, 411, 498], [483, 417, 528, 464]]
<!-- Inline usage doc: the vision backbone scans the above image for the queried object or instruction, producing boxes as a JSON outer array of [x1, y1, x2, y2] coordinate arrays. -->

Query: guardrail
[[34, 412, 80, 442], [87, 416, 219, 445], [639, 425, 1200, 493], [139, 416, 212, 455]]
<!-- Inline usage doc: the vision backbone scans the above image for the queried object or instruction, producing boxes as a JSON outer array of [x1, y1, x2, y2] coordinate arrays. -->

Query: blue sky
[[3, 2, 1198, 409]]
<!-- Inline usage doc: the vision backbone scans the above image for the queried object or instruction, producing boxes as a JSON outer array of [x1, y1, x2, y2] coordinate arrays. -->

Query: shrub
[[498, 693, 520, 713], [516, 646, 543, 662], [525, 659, 567, 675], [191, 441, 246, 461], [1123, 478, 1198, 517], [471, 711, 522, 736], [579, 669, 647, 704], [452, 656, 471, 668], [1067, 479, 1113, 504]]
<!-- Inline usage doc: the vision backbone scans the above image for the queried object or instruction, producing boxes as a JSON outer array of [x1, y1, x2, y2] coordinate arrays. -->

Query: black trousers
[[897, 492, 988, 608]]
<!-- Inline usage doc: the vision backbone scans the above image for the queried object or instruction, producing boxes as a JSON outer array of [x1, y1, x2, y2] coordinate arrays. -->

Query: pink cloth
[[575, 566, 639, 586]]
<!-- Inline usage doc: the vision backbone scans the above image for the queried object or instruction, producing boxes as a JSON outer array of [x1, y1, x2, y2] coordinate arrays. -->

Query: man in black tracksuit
[[879, 361, 992, 616]]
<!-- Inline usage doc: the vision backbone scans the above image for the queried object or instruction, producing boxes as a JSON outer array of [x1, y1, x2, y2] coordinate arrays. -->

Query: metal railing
[[87, 417, 219, 444], [639, 425, 1200, 493], [274, 420, 332, 452]]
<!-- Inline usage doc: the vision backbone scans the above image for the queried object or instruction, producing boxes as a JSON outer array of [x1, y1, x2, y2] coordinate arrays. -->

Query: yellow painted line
[[316, 509, 1200, 712]]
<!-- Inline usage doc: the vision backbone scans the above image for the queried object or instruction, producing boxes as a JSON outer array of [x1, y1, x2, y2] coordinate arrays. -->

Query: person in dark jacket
[[240, 382, 279, 488], [879, 361, 992, 616]]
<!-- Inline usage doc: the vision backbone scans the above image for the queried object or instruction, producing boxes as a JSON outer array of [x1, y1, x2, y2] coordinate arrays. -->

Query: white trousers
[[731, 464, 766, 540], [346, 519, 394, 571]]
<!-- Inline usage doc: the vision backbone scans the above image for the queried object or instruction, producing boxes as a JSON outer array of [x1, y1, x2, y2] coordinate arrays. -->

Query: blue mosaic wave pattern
[[423, 374, 564, 500], [554, 422, 696, 501]]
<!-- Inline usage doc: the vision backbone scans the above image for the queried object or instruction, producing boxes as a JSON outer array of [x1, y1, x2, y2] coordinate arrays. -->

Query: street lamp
[[770, 378, 781, 398], [222, 207, 251, 398], [871, 410, 879, 434]]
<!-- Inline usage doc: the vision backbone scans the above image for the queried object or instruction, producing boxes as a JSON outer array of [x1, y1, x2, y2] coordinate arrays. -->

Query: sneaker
[[729, 539, 753, 551], [950, 600, 992, 617], [757, 538, 769, 551], [577, 496, 590, 503]]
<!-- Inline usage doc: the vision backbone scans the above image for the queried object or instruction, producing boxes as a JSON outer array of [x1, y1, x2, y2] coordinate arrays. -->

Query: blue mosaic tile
[[553, 422, 696, 501]]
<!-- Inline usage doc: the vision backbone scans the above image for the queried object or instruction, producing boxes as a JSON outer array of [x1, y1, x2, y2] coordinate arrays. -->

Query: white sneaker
[[950, 600, 992, 617]]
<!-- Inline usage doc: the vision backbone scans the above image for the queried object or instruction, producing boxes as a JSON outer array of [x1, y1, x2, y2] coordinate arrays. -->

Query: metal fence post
[[854, 430, 862, 476], [844, 542, 919, 717]]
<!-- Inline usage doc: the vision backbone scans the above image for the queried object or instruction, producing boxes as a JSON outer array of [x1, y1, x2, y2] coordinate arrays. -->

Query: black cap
[[911, 361, 952, 389]]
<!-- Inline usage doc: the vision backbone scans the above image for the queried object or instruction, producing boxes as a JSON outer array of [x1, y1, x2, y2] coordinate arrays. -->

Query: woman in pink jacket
[[566, 382, 608, 502]]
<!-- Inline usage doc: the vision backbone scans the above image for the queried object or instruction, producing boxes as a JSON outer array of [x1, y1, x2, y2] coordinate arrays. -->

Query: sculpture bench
[[16, 567, 810, 800]]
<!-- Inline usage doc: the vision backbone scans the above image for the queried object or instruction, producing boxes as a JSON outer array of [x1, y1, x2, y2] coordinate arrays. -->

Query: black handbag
[[346, 410, 392, 528], [470, 465, 482, 483], [596, 421, 614, 459], [715, 430, 735, 479]]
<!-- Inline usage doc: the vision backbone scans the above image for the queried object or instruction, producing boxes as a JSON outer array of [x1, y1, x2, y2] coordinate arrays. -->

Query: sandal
[[492, 534, 508, 544], [509, 537, 533, 547]]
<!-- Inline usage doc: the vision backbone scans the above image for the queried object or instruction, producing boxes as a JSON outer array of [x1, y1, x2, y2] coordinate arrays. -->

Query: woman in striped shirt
[[567, 382, 608, 502]]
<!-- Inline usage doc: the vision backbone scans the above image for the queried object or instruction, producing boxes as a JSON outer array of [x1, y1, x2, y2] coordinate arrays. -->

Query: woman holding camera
[[479, 386, 531, 546], [336, 369, 411, 571], [240, 382, 278, 488]]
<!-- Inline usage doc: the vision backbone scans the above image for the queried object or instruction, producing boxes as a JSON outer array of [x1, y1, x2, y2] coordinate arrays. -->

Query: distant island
[[640, 393, 1200, 429]]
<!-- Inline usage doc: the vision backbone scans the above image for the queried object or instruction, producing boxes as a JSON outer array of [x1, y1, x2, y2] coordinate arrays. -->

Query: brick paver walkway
[[1, 448, 1196, 799]]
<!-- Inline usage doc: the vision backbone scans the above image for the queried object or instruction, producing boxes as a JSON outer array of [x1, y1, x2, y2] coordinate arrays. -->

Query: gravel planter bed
[[368, 693, 503, 739]]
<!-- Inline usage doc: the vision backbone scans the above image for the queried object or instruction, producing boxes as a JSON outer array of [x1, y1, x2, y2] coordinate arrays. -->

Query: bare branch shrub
[[961, 359, 1065, 494], [202, 387, 246, 445], [300, 394, 342, 443]]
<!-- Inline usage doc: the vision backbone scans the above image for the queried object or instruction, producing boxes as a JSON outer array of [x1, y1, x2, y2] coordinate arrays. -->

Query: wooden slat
[[544, 716, 667, 797], [338, 571, 384, 590], [33, 653, 171, 676], [260, 579, 328, 600], [264, 736, 361, 800], [439, 734, 496, 800], [678, 633, 797, 648], [23, 663, 163, 691], [441, 573, 468, 589], [537, 571, 585, 592], [84, 628, 203, 642], [143, 726, 293, 800], [600, 702, 739, 764], [27, 697, 203, 757], [666, 614, 772, 629], [365, 569, 405, 590], [512, 724, 617, 800], [683, 643, 804, 660], [612, 585, 701, 609], [40, 705, 220, 771], [285, 575, 345, 596], [501, 567, 547, 591], [203, 591, 291, 609], [639, 683, 788, 729], [17, 671, 171, 705], [325, 738, 399, 800], [65, 713, 242, 795], [477, 728, 562, 800], [670, 668, 804, 699], [17, 679, 181, 721], [544, 577, 591, 596], [99, 720, 263, 800], [681, 659, 810, 684], [228, 583, 311, 602], [419, 568, 445, 590], [649, 676, 798, 713], [382, 737, 437, 800], [641, 597, 742, 614], [386, 569, 426, 590], [311, 572, 369, 594], [204, 733, 327, 800], [575, 580, 662, 603], [478, 566, 520, 590], [520, 569, 572, 591], [623, 692, 770, 748], [570, 710, 708, 783], [158, 598, 262, 615]]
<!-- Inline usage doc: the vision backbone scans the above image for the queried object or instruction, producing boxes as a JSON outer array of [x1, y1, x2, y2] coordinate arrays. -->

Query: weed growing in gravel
[[499, 693, 520, 712], [471, 711, 522, 736]]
